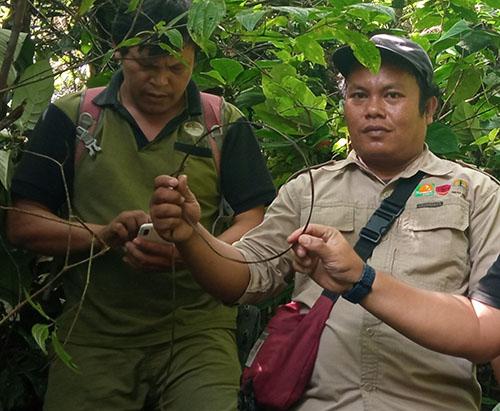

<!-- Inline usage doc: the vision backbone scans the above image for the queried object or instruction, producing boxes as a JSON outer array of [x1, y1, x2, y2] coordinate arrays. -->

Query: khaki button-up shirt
[[235, 147, 500, 411]]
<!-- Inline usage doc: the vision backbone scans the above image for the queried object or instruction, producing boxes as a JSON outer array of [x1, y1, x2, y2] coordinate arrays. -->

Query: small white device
[[137, 223, 171, 244]]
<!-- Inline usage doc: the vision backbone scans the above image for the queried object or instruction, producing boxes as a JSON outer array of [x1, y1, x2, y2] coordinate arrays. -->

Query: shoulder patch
[[453, 159, 500, 186]]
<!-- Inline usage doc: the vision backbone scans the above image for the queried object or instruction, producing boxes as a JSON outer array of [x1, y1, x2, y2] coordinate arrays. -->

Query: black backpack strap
[[354, 170, 425, 261], [320, 170, 425, 300]]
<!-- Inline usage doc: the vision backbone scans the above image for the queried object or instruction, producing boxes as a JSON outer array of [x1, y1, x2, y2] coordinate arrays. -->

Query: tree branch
[[0, 0, 28, 107]]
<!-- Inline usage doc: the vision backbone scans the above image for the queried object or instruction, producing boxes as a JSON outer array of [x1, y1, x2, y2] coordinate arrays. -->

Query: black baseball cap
[[332, 34, 434, 87]]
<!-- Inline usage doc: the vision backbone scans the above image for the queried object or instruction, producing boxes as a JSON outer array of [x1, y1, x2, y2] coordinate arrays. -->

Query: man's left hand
[[123, 236, 186, 271]]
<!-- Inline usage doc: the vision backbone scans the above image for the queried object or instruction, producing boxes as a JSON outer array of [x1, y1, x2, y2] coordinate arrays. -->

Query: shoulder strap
[[354, 170, 426, 261], [200, 92, 236, 234], [200, 92, 224, 174], [75, 87, 105, 167], [320, 170, 425, 300]]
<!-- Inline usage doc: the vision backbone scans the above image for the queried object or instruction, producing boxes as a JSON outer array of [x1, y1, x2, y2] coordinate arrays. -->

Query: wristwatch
[[342, 263, 375, 304]]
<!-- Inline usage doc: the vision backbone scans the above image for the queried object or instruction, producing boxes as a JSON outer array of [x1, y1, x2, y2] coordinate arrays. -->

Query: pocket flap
[[408, 200, 469, 232]]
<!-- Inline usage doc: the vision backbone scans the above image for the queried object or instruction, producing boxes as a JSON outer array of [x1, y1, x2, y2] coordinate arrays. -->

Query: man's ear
[[425, 96, 438, 125]]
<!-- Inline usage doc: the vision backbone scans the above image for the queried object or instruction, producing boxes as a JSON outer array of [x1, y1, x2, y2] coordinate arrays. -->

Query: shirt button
[[362, 383, 375, 392], [364, 327, 375, 336]]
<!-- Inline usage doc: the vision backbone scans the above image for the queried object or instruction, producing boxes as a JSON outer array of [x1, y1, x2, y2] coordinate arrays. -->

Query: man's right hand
[[96, 210, 150, 248], [150, 174, 201, 243]]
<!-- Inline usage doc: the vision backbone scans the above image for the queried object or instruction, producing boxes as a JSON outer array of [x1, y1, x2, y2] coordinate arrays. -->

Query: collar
[[92, 68, 202, 118], [327, 145, 456, 182]]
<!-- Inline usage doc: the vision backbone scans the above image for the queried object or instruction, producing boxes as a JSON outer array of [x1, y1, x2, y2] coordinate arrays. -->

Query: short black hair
[[112, 0, 193, 54], [341, 50, 440, 116]]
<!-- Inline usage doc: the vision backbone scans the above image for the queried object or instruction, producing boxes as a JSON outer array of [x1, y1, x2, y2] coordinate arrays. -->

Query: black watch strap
[[342, 264, 376, 304]]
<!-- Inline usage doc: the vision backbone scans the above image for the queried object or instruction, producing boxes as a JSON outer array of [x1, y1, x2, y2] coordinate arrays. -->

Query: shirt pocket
[[301, 202, 356, 241], [392, 198, 470, 292]]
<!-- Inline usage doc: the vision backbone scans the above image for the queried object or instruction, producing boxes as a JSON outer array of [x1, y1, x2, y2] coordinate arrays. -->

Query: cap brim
[[331, 45, 358, 78]]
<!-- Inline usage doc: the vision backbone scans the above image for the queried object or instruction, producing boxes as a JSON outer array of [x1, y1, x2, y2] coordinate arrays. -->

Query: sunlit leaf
[[335, 29, 380, 74], [12, 60, 54, 131], [0, 29, 27, 86], [347, 3, 395, 23], [295, 35, 325, 66], [188, 0, 226, 55]]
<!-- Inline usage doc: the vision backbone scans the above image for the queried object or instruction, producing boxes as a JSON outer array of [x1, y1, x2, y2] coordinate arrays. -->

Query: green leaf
[[347, 3, 395, 23], [116, 37, 141, 49], [32, 324, 50, 354], [164, 29, 184, 50], [271, 6, 310, 24], [188, 0, 226, 55], [80, 30, 93, 55], [210, 58, 244, 83], [202, 69, 225, 84], [489, 128, 499, 142], [482, 0, 500, 7], [78, 0, 96, 16], [434, 20, 472, 50], [236, 9, 267, 31], [0, 149, 11, 191], [457, 30, 494, 54], [126, 0, 140, 13], [472, 135, 490, 146], [234, 91, 266, 109], [51, 333, 81, 373], [451, 102, 482, 142], [23, 289, 51, 321], [0, 29, 27, 86], [447, 67, 482, 105], [295, 34, 325, 66], [425, 122, 459, 154], [336, 29, 381, 74], [12, 60, 54, 131]]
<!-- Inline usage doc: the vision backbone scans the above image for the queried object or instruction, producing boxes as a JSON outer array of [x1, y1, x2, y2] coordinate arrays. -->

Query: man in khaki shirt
[[150, 34, 500, 410]]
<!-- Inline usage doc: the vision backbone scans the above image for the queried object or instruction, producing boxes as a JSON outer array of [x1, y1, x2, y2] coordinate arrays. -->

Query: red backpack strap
[[75, 87, 105, 167], [200, 92, 235, 234], [200, 92, 224, 174]]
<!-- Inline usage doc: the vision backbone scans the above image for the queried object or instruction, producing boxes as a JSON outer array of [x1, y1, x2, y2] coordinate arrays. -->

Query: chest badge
[[451, 179, 468, 197], [436, 184, 451, 195], [414, 183, 435, 197], [183, 121, 205, 138]]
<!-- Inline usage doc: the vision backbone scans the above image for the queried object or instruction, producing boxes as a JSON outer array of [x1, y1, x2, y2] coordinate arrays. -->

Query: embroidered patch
[[415, 183, 435, 197], [417, 201, 444, 209], [183, 121, 204, 137], [451, 179, 469, 197], [436, 184, 451, 195]]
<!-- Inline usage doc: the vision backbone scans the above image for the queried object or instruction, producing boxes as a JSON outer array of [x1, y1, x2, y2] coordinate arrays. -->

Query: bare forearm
[[217, 205, 264, 245], [177, 223, 250, 304], [361, 270, 500, 362], [7, 205, 104, 255]]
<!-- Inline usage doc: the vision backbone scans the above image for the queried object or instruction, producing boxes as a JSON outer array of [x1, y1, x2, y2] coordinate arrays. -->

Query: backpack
[[75, 87, 234, 233], [75, 87, 260, 367]]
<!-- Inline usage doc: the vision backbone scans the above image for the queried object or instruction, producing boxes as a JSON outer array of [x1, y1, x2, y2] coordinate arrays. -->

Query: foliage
[[0, 0, 499, 409]]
